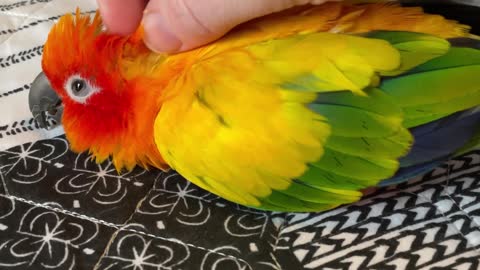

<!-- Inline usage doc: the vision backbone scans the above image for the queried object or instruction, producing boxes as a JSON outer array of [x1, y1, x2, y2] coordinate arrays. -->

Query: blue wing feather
[[380, 107, 480, 186]]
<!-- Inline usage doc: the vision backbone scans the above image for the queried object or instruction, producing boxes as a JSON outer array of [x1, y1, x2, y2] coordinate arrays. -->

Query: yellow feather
[[153, 29, 404, 205], [146, 3, 471, 209]]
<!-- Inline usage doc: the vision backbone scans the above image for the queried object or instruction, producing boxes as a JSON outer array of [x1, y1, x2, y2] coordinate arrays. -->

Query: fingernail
[[143, 13, 182, 53]]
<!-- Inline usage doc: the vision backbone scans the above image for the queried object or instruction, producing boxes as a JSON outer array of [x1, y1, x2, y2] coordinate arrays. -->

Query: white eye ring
[[64, 74, 99, 104]]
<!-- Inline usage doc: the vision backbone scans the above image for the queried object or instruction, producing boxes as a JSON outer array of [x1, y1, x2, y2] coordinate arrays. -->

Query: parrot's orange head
[[41, 10, 167, 171]]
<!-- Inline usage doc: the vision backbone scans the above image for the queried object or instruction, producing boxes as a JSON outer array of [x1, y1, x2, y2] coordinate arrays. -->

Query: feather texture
[[41, 3, 479, 212]]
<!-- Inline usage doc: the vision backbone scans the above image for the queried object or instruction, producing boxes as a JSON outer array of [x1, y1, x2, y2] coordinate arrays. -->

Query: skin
[[96, 0, 340, 53]]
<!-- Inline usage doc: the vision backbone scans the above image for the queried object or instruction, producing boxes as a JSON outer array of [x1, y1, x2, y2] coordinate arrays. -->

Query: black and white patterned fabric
[[1, 136, 480, 269], [1, 1, 479, 269]]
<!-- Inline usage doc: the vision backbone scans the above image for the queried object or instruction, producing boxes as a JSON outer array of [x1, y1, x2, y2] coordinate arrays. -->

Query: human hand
[[97, 0, 340, 53]]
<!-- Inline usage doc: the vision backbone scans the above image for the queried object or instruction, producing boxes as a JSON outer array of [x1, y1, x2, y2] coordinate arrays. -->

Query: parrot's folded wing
[[152, 31, 459, 211], [382, 46, 480, 127]]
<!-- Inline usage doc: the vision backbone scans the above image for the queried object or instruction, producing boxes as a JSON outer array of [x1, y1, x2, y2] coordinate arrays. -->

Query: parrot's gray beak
[[29, 72, 63, 130]]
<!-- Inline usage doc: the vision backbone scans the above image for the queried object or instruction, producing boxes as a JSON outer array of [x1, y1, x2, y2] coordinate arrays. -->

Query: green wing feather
[[258, 31, 478, 212], [382, 47, 480, 127]]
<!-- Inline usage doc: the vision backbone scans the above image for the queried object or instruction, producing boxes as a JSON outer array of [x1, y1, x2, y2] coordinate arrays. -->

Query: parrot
[[36, 2, 480, 212]]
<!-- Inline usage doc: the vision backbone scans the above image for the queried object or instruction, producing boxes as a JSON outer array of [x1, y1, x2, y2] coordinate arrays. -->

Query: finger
[[142, 0, 336, 53], [97, 0, 148, 35]]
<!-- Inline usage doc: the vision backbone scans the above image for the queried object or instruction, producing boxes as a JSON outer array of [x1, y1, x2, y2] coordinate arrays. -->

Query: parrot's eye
[[71, 79, 86, 93], [64, 75, 99, 104]]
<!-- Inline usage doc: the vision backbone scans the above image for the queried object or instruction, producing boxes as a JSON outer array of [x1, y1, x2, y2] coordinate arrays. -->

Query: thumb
[[143, 0, 334, 53]]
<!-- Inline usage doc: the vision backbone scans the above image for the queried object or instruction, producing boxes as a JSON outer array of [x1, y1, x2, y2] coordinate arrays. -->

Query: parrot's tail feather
[[454, 107, 480, 155], [455, 130, 480, 156], [400, 107, 480, 167], [378, 159, 443, 187], [379, 106, 480, 186]]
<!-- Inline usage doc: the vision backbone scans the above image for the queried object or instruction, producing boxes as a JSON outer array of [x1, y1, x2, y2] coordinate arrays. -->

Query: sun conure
[[39, 2, 480, 212]]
